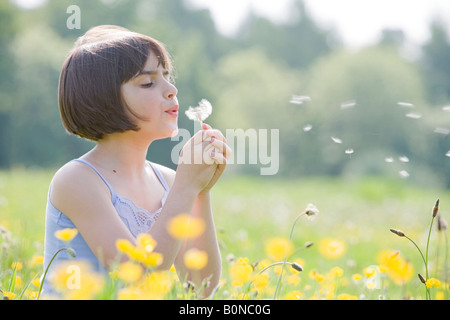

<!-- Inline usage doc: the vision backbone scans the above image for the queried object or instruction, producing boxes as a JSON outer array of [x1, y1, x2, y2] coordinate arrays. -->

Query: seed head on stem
[[432, 199, 440, 218], [390, 228, 405, 237]]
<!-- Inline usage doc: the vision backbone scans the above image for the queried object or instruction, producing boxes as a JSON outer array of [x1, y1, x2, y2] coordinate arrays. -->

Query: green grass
[[0, 169, 448, 299]]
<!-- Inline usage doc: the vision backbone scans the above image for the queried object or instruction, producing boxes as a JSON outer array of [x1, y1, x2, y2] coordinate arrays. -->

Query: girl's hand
[[175, 123, 231, 194]]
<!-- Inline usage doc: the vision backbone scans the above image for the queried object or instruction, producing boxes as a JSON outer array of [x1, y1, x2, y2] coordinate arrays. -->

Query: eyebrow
[[135, 69, 170, 78]]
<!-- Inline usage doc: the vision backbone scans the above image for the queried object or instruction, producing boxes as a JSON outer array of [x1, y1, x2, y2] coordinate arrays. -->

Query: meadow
[[0, 168, 448, 300]]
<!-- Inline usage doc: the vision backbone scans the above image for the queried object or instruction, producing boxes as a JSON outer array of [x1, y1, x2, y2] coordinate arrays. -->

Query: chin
[[169, 127, 179, 138]]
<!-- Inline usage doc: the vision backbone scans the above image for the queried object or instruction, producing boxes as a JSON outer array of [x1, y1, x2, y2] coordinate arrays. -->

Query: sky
[[14, 0, 450, 48], [187, 0, 450, 48]]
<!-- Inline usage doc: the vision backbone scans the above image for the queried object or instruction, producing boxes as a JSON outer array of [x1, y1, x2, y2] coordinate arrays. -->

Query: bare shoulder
[[150, 162, 176, 187], [50, 161, 111, 216]]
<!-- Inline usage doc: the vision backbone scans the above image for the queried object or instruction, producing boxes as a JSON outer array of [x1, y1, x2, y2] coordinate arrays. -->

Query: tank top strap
[[72, 159, 116, 196], [148, 162, 170, 193]]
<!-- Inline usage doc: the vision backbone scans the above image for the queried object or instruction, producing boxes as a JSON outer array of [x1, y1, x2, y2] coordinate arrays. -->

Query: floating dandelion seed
[[185, 99, 212, 125], [385, 157, 394, 163], [446, 151, 450, 158], [345, 148, 354, 155], [434, 127, 450, 135], [289, 95, 311, 105], [398, 102, 414, 107], [340, 100, 356, 109], [399, 156, 409, 163], [303, 124, 313, 132], [398, 170, 409, 178], [442, 105, 450, 112], [405, 112, 422, 119], [331, 136, 342, 144]]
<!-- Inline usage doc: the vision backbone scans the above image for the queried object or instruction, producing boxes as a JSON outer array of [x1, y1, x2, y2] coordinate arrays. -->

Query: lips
[[165, 105, 179, 117]]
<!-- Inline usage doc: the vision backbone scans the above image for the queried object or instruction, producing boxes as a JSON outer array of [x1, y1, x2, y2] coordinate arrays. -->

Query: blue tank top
[[41, 159, 170, 296]]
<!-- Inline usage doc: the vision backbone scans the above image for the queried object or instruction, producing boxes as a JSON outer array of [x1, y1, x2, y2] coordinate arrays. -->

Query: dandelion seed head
[[446, 151, 450, 158], [442, 105, 450, 112], [185, 99, 212, 122], [384, 157, 394, 163], [303, 124, 313, 132], [304, 203, 319, 217], [399, 156, 409, 163]]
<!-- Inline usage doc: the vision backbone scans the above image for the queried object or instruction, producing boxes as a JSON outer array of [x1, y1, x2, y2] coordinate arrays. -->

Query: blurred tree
[[0, 0, 20, 167], [236, 0, 334, 70], [421, 19, 450, 105], [302, 46, 438, 183], [211, 48, 302, 175]]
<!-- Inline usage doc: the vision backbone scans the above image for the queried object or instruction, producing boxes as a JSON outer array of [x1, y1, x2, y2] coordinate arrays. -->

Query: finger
[[203, 129, 227, 143], [209, 139, 232, 160], [202, 123, 212, 130], [210, 149, 227, 165], [202, 144, 217, 165]]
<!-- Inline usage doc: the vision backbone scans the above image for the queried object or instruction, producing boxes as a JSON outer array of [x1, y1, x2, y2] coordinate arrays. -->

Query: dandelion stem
[[424, 215, 436, 300], [402, 234, 429, 299], [272, 212, 307, 299], [37, 247, 76, 300]]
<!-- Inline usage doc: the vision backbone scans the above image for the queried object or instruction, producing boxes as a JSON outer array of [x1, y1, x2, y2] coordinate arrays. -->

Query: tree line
[[0, 0, 449, 187]]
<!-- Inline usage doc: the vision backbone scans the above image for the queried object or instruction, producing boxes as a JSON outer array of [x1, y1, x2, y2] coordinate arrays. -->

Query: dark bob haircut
[[58, 25, 173, 141]]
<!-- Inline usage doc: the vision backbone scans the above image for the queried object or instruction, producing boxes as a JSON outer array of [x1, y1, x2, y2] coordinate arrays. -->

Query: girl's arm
[[150, 125, 229, 297], [50, 161, 137, 269], [174, 190, 222, 297]]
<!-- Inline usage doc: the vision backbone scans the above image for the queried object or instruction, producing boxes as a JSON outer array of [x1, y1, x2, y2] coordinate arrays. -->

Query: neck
[[86, 131, 154, 175]]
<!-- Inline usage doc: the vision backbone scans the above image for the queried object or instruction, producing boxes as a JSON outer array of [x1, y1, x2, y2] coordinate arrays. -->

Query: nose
[[165, 81, 178, 100]]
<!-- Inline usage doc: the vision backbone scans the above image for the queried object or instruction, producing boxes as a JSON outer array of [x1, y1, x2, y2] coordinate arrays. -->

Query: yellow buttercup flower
[[285, 274, 301, 286], [116, 238, 135, 255], [338, 293, 358, 300], [116, 236, 163, 268], [117, 261, 143, 283], [54, 228, 78, 243], [284, 290, 303, 300], [363, 266, 377, 278], [11, 261, 22, 271], [252, 273, 270, 291], [330, 266, 344, 277], [265, 237, 293, 261], [352, 273, 363, 282], [140, 251, 164, 268], [3, 292, 16, 300], [117, 287, 140, 300], [377, 250, 414, 285], [425, 278, 441, 288], [229, 257, 253, 287], [167, 213, 205, 239], [318, 238, 346, 259], [50, 261, 104, 299], [183, 248, 208, 270], [31, 255, 44, 265], [139, 271, 173, 299], [32, 277, 41, 287], [136, 233, 157, 253]]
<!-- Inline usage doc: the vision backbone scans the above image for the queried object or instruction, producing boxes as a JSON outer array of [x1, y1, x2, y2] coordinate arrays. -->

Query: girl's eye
[[141, 82, 153, 88]]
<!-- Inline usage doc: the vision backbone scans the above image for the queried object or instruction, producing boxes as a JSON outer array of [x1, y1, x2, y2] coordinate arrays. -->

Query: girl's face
[[121, 52, 179, 140]]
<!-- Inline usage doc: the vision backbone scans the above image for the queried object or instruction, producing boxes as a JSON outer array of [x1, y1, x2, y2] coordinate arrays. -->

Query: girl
[[43, 25, 230, 298]]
